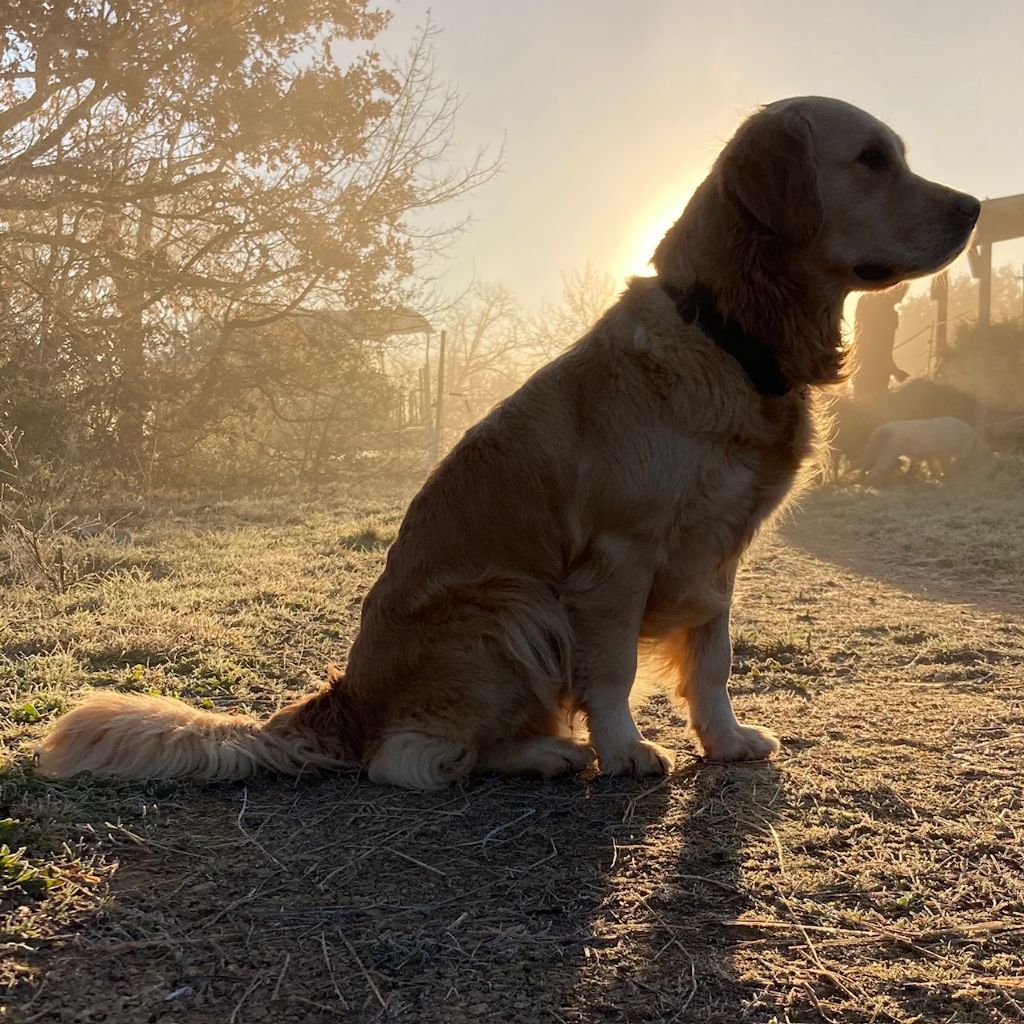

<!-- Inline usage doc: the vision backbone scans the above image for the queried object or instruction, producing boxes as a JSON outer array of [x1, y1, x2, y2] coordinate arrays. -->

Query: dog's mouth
[[854, 234, 975, 288], [854, 208, 978, 287]]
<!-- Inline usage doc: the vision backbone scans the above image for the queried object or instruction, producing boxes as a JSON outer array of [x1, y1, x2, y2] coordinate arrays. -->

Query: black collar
[[659, 280, 789, 397]]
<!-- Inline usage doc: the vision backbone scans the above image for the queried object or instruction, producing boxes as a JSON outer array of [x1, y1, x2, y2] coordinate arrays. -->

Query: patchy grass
[[1, 475, 1023, 1023], [793, 455, 1024, 609]]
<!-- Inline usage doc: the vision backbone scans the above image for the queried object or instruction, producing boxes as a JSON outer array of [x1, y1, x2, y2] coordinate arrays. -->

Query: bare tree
[[0, 2, 496, 482], [423, 266, 619, 453], [441, 283, 524, 433], [526, 261, 618, 366]]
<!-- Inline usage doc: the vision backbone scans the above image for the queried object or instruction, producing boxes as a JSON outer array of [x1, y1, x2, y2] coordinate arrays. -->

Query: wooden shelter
[[967, 193, 1024, 331]]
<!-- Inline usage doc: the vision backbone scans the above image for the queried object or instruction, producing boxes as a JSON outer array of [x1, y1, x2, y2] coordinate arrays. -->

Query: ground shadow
[[556, 756, 786, 1023], [5, 706, 786, 1023], [780, 484, 1024, 619]]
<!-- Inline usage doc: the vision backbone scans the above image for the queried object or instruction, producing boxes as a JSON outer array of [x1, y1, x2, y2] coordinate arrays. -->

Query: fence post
[[931, 270, 948, 371]]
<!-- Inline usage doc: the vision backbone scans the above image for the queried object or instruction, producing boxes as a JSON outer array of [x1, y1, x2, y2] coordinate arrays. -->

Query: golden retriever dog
[[37, 97, 979, 790], [859, 416, 988, 482]]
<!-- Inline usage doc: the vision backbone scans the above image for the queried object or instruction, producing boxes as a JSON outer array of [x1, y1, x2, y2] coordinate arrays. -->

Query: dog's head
[[717, 96, 979, 290]]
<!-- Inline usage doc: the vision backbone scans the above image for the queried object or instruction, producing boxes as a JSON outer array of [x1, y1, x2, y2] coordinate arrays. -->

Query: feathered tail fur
[[35, 674, 356, 782]]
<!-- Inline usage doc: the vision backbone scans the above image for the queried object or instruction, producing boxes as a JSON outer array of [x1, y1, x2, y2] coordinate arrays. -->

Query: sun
[[613, 172, 706, 283]]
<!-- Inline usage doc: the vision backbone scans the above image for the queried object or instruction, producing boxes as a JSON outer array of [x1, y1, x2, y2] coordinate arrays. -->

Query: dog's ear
[[719, 107, 823, 243]]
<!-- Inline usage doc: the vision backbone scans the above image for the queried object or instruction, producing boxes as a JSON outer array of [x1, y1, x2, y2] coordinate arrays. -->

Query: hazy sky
[[379, 0, 1024, 308]]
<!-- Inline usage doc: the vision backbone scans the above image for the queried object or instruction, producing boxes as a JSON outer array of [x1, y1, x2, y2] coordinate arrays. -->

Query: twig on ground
[[339, 929, 386, 1009], [228, 971, 262, 1024], [270, 952, 291, 1002], [382, 845, 447, 876], [455, 808, 536, 848], [623, 774, 672, 825], [320, 931, 348, 1008], [236, 787, 285, 869]]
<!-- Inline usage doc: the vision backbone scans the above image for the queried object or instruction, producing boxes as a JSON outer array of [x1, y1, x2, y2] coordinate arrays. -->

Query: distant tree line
[[422, 264, 619, 452], [0, 1, 496, 492]]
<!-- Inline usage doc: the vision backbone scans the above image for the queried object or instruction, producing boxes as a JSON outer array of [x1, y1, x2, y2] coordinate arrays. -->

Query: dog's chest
[[644, 394, 812, 627], [686, 387, 810, 514], [740, 391, 814, 515]]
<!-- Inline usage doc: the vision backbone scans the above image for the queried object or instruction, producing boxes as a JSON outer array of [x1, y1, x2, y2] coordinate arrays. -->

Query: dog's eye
[[856, 146, 888, 171]]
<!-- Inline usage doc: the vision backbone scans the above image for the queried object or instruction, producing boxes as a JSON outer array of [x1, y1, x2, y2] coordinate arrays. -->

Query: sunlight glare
[[614, 173, 707, 283]]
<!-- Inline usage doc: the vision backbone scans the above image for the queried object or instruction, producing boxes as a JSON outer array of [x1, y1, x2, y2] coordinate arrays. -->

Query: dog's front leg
[[676, 608, 781, 761], [583, 648, 675, 777], [570, 572, 674, 778]]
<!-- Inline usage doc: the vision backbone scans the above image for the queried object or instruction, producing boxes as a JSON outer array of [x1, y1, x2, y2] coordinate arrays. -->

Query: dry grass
[[2, 466, 1023, 1023]]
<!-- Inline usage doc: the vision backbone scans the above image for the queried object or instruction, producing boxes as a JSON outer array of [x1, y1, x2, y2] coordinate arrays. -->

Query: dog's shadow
[[7, 723, 787, 1023], [553, 757, 785, 1021]]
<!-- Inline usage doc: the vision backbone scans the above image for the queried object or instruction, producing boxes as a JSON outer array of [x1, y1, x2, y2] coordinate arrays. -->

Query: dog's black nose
[[954, 192, 981, 224]]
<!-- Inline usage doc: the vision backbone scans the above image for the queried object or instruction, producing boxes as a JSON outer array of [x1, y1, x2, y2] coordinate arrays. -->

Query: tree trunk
[[115, 161, 157, 474]]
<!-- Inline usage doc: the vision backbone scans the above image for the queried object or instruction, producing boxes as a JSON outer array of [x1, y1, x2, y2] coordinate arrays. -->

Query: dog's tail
[[35, 669, 359, 782]]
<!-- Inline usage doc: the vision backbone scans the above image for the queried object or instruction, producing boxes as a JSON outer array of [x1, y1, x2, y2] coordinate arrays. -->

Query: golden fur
[[37, 97, 979, 790]]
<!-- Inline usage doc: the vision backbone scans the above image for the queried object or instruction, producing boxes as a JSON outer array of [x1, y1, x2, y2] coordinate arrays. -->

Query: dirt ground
[[2, 469, 1024, 1023]]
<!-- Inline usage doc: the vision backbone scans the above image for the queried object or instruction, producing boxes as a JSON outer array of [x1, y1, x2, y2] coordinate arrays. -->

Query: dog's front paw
[[598, 740, 675, 777], [698, 722, 780, 762]]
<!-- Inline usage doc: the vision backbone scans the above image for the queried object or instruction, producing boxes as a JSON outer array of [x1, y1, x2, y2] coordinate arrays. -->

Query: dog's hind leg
[[366, 729, 476, 790], [365, 585, 574, 790], [668, 607, 780, 762]]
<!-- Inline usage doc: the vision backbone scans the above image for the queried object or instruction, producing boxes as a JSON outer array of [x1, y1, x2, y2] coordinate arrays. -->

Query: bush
[[943, 321, 1024, 413], [0, 430, 92, 592]]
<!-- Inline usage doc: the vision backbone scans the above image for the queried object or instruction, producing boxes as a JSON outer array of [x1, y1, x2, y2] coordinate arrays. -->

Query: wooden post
[[931, 270, 949, 371], [429, 329, 447, 466], [976, 242, 993, 428], [422, 334, 432, 422], [977, 241, 992, 335]]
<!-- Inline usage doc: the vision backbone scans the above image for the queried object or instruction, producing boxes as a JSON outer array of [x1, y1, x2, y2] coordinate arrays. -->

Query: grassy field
[[2, 464, 1024, 1023]]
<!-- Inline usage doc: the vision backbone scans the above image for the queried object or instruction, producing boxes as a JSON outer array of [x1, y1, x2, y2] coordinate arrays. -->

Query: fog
[[381, 0, 1024, 305], [4, 7, 1024, 1023]]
